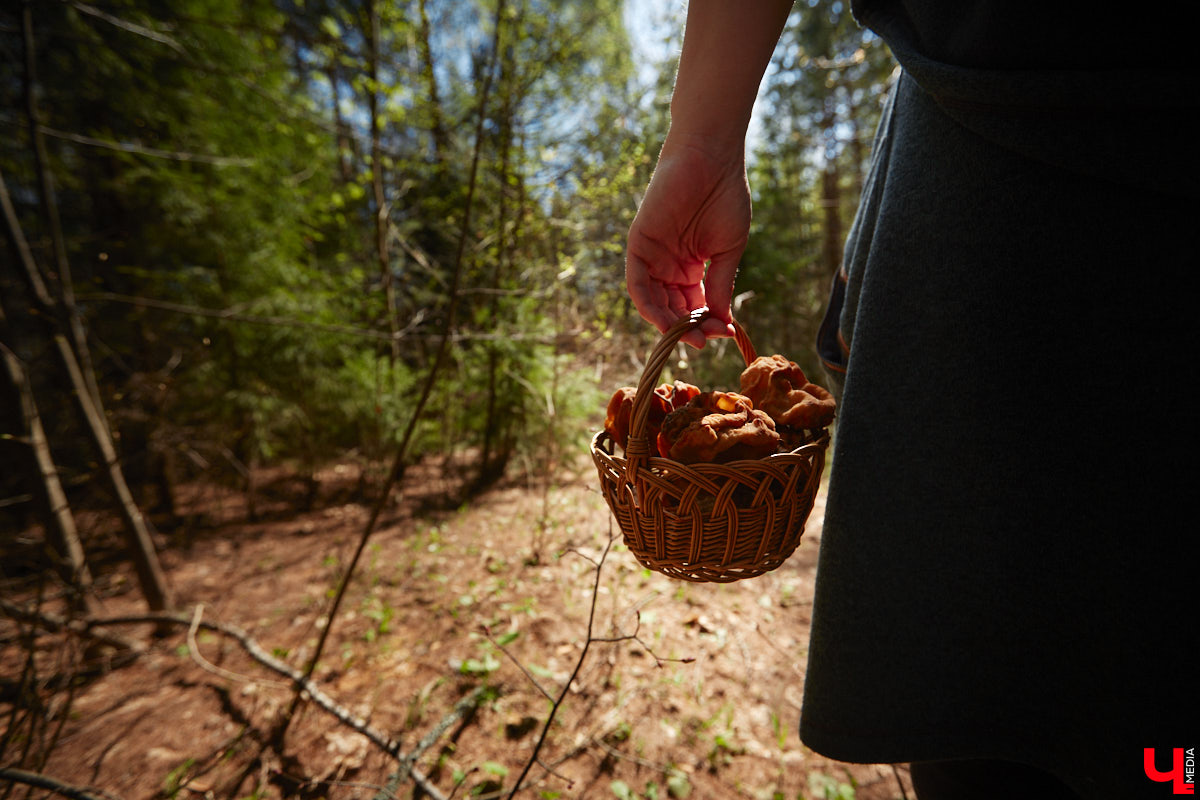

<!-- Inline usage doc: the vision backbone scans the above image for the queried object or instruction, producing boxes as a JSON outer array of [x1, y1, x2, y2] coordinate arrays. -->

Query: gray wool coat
[[801, 3, 1198, 798]]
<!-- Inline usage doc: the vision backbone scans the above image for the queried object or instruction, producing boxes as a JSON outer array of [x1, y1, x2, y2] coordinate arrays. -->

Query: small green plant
[[162, 757, 196, 798], [770, 710, 787, 750], [665, 769, 691, 798], [706, 731, 746, 771], [458, 652, 500, 678], [361, 595, 394, 643], [456, 636, 502, 679], [804, 772, 856, 800]]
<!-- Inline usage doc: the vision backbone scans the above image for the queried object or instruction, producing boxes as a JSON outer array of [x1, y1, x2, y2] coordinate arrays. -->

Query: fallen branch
[[376, 685, 491, 800], [185, 603, 288, 689], [71, 609, 405, 758], [1, 603, 480, 800], [0, 599, 141, 658], [0, 767, 117, 800]]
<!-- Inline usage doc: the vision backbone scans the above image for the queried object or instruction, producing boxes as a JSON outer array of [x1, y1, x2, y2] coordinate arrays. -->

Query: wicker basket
[[590, 310, 830, 582]]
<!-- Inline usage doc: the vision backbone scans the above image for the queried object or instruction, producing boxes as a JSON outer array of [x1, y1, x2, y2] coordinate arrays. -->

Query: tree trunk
[[1, 167, 174, 613], [478, 3, 520, 486], [327, 62, 353, 183], [0, 330, 97, 615], [22, 2, 106, 428], [819, 95, 844, 279], [416, 0, 449, 162], [366, 0, 401, 367]]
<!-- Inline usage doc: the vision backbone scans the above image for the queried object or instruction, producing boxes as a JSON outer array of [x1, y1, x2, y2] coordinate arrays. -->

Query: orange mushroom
[[656, 391, 780, 464], [603, 381, 701, 452], [739, 355, 836, 431]]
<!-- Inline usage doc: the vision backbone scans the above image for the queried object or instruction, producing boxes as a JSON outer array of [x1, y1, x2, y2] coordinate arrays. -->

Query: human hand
[[626, 135, 750, 349]]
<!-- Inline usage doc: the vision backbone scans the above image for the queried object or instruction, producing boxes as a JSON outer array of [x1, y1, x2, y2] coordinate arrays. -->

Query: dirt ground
[[1, 454, 915, 800]]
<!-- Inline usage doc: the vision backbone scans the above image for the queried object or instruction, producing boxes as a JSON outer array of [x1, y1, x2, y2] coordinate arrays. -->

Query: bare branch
[[505, 526, 614, 799], [184, 603, 288, 688], [0, 767, 118, 800], [588, 611, 695, 667], [75, 291, 565, 343], [272, 0, 510, 754], [484, 627, 555, 702], [70, 1, 185, 53], [377, 686, 490, 800], [34, 120, 254, 166], [76, 291, 413, 342], [0, 598, 141, 657]]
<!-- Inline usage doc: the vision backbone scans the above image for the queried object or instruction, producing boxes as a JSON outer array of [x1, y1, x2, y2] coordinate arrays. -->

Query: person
[[625, 2, 1197, 798]]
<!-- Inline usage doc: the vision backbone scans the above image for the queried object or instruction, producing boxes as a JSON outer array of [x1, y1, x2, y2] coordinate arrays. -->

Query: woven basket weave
[[590, 310, 830, 583]]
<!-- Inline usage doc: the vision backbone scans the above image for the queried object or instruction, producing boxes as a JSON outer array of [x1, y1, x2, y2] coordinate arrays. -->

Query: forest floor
[[2, 452, 915, 800]]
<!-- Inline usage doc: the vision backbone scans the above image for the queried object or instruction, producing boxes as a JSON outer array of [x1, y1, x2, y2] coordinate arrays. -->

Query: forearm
[[668, 0, 793, 152]]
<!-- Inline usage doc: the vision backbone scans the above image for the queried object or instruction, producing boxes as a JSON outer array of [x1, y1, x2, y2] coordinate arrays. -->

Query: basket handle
[[624, 308, 758, 473]]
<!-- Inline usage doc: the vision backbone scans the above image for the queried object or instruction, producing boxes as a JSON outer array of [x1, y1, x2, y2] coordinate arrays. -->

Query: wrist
[[664, 106, 752, 156], [665, 0, 792, 154], [658, 127, 747, 174]]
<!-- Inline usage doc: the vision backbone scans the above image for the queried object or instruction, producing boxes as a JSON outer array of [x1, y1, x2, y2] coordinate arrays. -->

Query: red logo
[[1145, 748, 1196, 795]]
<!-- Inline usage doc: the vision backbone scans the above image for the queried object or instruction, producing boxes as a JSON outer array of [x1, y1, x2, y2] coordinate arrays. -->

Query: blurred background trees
[[1, 0, 895, 605]]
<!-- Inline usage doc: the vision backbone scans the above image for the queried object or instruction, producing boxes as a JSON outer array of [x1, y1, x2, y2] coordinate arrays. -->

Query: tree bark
[[819, 95, 844, 280], [479, 12, 516, 482], [1, 167, 174, 612], [0, 330, 97, 615], [416, 0, 449, 162], [366, 0, 401, 367], [21, 2, 107, 426]]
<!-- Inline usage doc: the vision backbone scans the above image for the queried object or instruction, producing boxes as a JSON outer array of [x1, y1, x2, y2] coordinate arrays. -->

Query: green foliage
[[162, 756, 197, 799], [665, 769, 692, 798], [804, 772, 857, 800], [740, 5, 896, 377], [1, 0, 883, 505]]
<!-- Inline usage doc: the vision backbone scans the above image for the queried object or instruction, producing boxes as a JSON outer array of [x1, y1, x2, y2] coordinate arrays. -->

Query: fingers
[[627, 265, 720, 348], [626, 251, 740, 350], [702, 250, 740, 329], [625, 254, 677, 334]]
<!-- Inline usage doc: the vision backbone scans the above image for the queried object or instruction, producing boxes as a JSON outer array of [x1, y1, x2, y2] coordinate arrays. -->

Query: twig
[[590, 735, 680, 774], [0, 598, 142, 657], [587, 612, 694, 668], [0, 767, 118, 800], [69, 1, 185, 53], [70, 609, 405, 757], [0, 114, 254, 166], [482, 628, 555, 702], [753, 621, 806, 679], [74, 291, 568, 343], [504, 527, 614, 799], [185, 603, 288, 688], [75, 291, 418, 342], [1, 602, 485, 799], [0, 588, 43, 780], [271, 771, 402, 799], [377, 686, 491, 800], [491, 521, 699, 798], [533, 757, 574, 790]]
